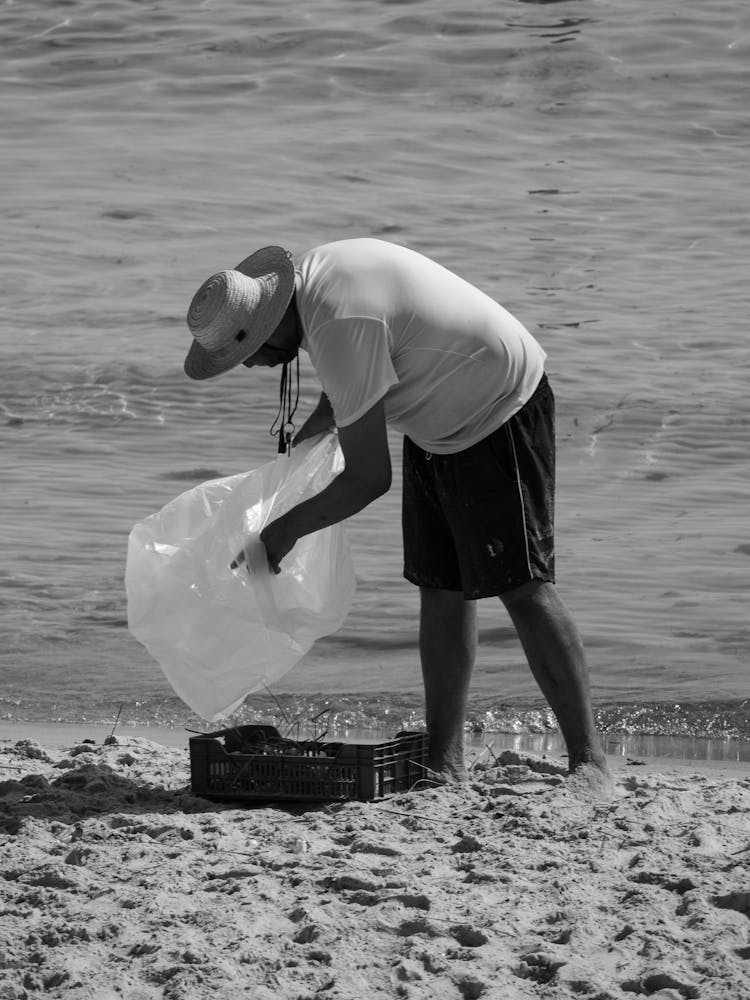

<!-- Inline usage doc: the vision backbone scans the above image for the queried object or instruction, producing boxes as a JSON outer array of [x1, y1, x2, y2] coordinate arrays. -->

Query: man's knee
[[420, 587, 473, 627], [499, 578, 550, 613]]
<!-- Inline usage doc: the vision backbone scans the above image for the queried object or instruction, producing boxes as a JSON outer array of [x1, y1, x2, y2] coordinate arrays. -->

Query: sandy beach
[[1, 732, 749, 1000]]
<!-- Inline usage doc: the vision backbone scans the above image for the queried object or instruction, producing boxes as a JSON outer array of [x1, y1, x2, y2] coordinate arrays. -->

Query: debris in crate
[[222, 727, 343, 759], [189, 724, 429, 802]]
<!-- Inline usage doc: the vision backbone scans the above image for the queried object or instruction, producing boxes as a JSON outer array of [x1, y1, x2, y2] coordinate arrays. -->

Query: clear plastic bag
[[125, 432, 356, 721]]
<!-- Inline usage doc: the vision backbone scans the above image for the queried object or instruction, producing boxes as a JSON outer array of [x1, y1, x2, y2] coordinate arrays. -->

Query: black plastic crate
[[189, 724, 429, 802]]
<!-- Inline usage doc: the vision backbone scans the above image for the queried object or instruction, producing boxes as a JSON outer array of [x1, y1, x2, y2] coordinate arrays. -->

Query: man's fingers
[[229, 544, 278, 573], [231, 536, 285, 574], [229, 550, 246, 570]]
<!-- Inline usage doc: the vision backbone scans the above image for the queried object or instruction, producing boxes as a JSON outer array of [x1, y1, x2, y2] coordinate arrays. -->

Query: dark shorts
[[402, 374, 556, 599]]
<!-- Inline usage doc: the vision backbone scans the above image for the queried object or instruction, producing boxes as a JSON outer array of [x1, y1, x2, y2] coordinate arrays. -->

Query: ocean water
[[2, 0, 749, 760]]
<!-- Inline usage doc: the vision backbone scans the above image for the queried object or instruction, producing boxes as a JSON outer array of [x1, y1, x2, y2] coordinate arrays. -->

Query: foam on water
[[1, 0, 748, 754]]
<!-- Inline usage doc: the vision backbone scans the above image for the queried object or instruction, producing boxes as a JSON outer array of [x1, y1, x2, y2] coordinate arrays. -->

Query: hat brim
[[184, 337, 246, 380], [184, 246, 296, 380]]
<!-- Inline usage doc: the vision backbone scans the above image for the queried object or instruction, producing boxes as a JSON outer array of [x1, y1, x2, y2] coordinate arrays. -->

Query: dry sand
[[1, 732, 749, 1000]]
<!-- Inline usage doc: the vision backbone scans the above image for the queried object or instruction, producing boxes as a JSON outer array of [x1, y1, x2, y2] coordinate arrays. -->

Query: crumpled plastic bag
[[125, 432, 356, 721]]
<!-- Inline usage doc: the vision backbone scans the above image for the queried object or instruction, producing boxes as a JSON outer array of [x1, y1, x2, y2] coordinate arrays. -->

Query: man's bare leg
[[419, 587, 476, 781], [500, 579, 610, 781]]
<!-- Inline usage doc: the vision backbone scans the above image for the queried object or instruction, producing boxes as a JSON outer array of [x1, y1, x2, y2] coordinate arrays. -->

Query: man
[[185, 238, 611, 788]]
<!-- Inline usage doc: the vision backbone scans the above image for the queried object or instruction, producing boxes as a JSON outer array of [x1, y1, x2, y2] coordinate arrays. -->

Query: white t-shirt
[[296, 238, 546, 455]]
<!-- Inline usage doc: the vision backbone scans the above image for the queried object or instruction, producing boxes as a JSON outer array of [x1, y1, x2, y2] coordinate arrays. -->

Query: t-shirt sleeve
[[305, 317, 399, 427]]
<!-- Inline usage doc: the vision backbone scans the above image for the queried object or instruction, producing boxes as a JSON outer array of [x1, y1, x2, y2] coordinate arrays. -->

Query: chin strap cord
[[270, 355, 300, 455]]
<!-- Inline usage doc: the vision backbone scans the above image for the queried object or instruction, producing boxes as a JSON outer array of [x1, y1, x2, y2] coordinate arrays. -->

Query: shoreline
[[2, 720, 748, 780]]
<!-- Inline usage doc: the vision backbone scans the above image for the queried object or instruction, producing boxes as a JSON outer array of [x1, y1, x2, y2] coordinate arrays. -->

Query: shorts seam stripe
[[508, 424, 533, 580]]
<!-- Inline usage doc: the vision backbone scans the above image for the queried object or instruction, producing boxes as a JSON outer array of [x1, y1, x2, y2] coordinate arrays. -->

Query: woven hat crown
[[184, 246, 295, 380], [187, 270, 264, 350]]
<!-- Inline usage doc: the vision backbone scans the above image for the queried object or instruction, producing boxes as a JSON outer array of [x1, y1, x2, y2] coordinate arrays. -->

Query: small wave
[[73, 614, 129, 629], [10, 692, 747, 742], [320, 633, 417, 653], [2, 690, 748, 761], [159, 468, 225, 482], [595, 699, 750, 741], [1, 361, 169, 426], [100, 208, 155, 221]]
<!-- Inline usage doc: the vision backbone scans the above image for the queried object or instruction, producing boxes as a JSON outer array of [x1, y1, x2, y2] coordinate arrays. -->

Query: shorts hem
[[463, 569, 556, 600], [404, 568, 555, 598]]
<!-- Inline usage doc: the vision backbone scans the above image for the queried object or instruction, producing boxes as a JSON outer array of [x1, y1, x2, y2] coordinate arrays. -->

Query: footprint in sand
[[620, 971, 700, 997], [513, 950, 567, 985], [711, 890, 750, 918], [449, 924, 488, 948], [455, 975, 487, 999]]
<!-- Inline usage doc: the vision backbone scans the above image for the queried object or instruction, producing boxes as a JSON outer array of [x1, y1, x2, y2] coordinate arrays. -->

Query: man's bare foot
[[423, 757, 468, 785], [566, 754, 615, 798]]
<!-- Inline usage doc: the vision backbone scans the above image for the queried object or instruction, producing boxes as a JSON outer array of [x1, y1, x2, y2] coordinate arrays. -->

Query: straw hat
[[184, 246, 296, 380]]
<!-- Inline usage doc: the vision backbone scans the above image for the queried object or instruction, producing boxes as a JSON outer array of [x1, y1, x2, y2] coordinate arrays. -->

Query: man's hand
[[258, 518, 297, 575], [229, 518, 298, 576]]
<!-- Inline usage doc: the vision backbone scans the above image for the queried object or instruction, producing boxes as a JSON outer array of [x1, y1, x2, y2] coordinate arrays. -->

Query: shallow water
[[1, 0, 748, 755]]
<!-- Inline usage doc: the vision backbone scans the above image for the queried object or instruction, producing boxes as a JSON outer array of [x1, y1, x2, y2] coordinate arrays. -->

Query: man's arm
[[293, 392, 335, 445], [240, 397, 391, 574]]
